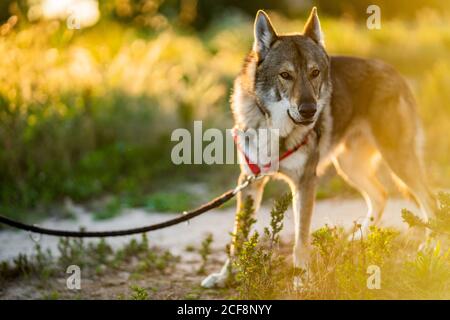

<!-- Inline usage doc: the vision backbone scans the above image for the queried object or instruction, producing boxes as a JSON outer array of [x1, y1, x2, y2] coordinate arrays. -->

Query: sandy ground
[[0, 197, 422, 299], [0, 198, 417, 262]]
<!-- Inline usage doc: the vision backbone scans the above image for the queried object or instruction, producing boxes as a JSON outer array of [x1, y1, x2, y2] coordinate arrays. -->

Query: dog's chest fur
[[232, 81, 333, 178]]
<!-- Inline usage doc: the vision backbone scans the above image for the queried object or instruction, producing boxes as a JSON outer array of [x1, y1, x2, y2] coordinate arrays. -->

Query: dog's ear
[[253, 10, 277, 60], [303, 7, 324, 47]]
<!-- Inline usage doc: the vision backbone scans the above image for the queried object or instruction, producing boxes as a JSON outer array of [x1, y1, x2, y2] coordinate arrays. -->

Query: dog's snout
[[299, 103, 317, 119]]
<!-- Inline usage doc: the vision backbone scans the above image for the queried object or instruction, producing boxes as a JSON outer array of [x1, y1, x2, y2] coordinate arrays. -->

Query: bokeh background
[[1, 0, 449, 221]]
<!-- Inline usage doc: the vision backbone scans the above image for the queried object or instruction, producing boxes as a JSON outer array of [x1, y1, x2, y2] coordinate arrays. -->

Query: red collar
[[232, 127, 311, 176]]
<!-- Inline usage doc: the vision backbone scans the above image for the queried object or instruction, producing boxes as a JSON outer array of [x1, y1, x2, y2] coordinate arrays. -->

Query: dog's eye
[[311, 69, 320, 78], [279, 72, 292, 80]]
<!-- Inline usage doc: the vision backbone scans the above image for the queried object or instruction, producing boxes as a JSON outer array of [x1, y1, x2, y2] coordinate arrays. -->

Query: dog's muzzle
[[288, 102, 317, 125], [299, 103, 317, 120]]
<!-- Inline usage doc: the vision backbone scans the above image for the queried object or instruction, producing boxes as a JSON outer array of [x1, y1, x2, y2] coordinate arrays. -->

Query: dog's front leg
[[291, 153, 318, 290], [201, 173, 268, 288]]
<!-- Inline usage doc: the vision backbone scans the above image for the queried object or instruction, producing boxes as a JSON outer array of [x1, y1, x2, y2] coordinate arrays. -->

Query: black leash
[[0, 90, 274, 239], [0, 190, 234, 238], [0, 176, 261, 238], [0, 92, 284, 239], [0, 96, 316, 239]]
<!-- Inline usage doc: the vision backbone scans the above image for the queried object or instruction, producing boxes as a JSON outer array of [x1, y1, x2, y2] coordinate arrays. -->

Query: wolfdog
[[202, 8, 437, 289]]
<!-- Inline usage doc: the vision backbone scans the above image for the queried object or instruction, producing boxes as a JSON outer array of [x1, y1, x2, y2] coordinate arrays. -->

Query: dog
[[201, 8, 437, 289]]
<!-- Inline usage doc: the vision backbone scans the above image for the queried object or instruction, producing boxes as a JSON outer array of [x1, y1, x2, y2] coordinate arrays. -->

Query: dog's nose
[[299, 103, 317, 119]]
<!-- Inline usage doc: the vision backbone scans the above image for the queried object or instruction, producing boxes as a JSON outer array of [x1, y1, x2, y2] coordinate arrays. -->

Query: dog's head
[[248, 8, 330, 133]]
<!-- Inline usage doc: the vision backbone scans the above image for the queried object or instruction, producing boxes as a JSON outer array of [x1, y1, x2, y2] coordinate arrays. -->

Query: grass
[[0, 233, 178, 290], [129, 285, 150, 300], [93, 198, 123, 220], [197, 233, 214, 275], [231, 193, 291, 299], [0, 7, 449, 219], [226, 193, 450, 299], [144, 191, 200, 213], [1, 193, 449, 299]]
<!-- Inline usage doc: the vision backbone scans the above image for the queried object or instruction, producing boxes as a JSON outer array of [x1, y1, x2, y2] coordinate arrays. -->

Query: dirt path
[[0, 198, 416, 262], [0, 197, 422, 299]]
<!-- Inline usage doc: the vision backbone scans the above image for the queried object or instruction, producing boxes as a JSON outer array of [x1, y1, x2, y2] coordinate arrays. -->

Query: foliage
[[228, 195, 449, 300], [144, 191, 199, 213], [1, 194, 450, 299], [197, 233, 213, 274], [232, 193, 291, 299], [402, 192, 450, 237], [402, 241, 450, 298], [0, 233, 178, 288], [129, 285, 149, 300]]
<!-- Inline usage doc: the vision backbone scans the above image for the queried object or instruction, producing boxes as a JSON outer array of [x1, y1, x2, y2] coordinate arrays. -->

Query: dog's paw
[[201, 272, 227, 289]]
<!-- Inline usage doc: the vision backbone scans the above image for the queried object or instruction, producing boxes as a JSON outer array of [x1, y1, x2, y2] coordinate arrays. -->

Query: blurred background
[[0, 0, 449, 221]]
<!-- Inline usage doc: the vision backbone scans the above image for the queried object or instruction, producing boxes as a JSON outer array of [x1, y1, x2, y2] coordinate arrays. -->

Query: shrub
[[232, 193, 291, 299]]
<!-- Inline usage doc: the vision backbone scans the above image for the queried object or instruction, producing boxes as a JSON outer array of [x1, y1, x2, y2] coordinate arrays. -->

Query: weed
[[136, 250, 178, 273], [198, 233, 214, 275], [232, 193, 291, 299], [93, 198, 123, 220], [401, 241, 450, 298], [402, 192, 450, 237], [114, 234, 149, 263], [42, 291, 60, 300], [130, 285, 149, 300], [145, 192, 199, 213], [57, 235, 87, 268], [87, 239, 114, 266], [308, 225, 398, 299]]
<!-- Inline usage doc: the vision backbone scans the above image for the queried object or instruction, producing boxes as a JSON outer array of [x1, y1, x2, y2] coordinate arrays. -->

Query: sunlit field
[[0, 0, 449, 300]]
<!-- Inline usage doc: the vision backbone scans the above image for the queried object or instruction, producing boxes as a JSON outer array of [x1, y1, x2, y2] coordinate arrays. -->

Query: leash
[[0, 175, 265, 238]]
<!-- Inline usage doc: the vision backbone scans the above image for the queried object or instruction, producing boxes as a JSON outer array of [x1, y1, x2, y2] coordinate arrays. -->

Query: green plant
[[136, 250, 178, 273], [232, 193, 291, 299], [144, 192, 199, 213], [57, 235, 87, 268], [311, 225, 339, 260], [402, 192, 450, 237], [93, 198, 123, 220], [198, 233, 214, 275], [87, 239, 113, 265], [0, 243, 54, 283], [306, 224, 399, 299], [114, 234, 149, 263], [42, 291, 60, 300], [130, 285, 149, 300], [232, 196, 256, 256], [402, 241, 450, 298]]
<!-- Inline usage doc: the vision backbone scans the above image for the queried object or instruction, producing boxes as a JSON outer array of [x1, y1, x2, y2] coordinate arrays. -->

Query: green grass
[[93, 198, 123, 220], [129, 285, 150, 300], [144, 191, 200, 213], [228, 193, 450, 299]]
